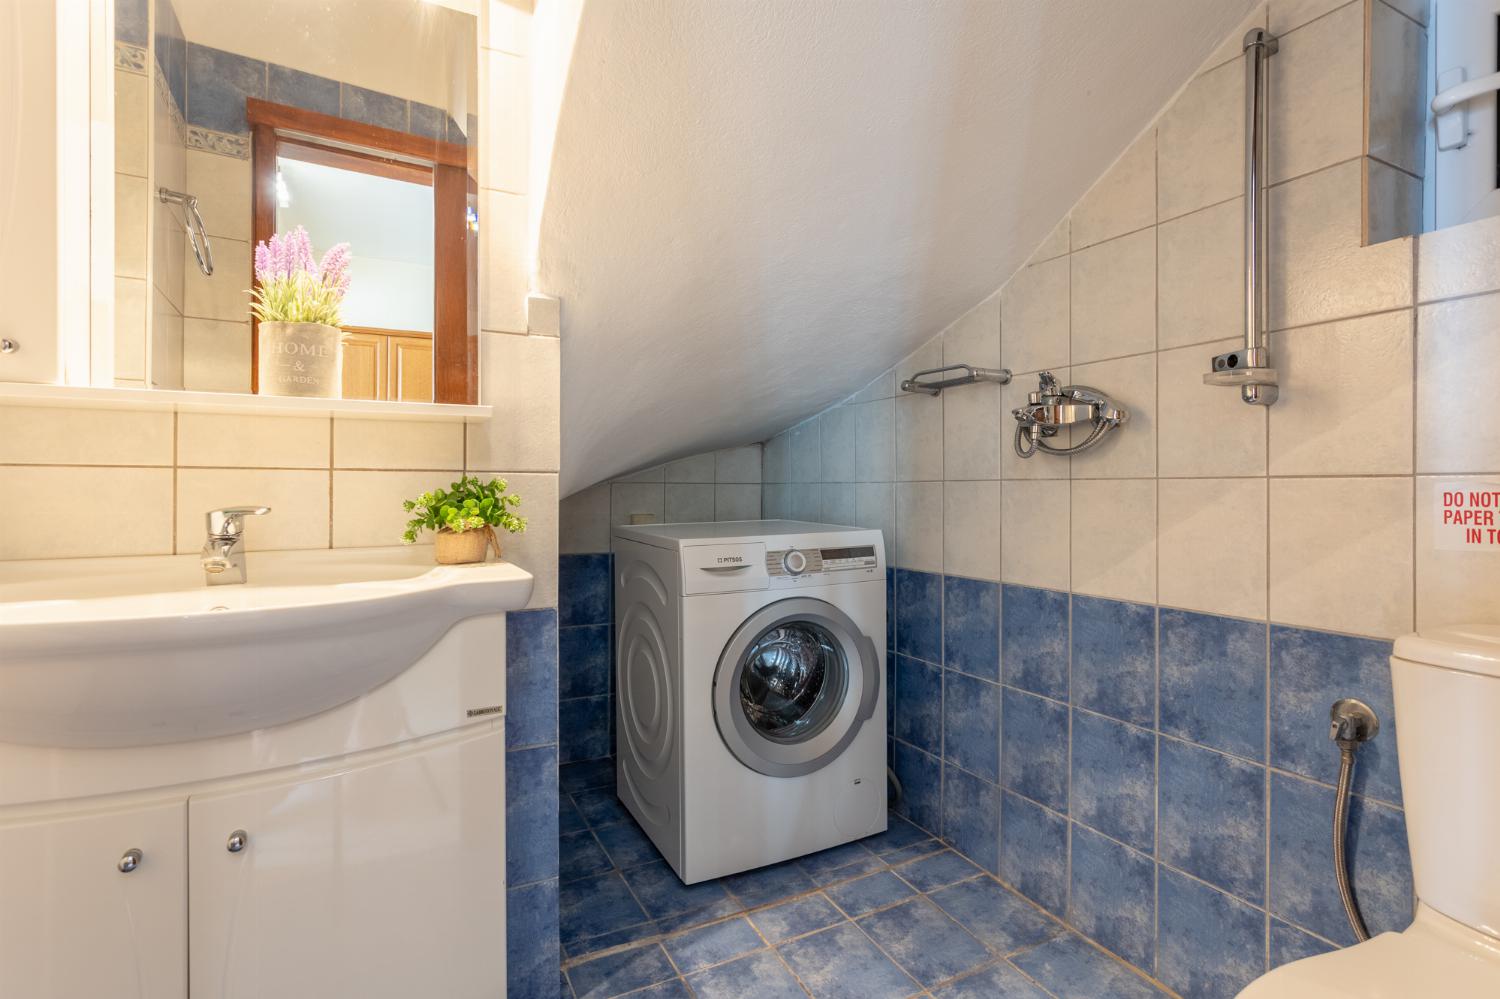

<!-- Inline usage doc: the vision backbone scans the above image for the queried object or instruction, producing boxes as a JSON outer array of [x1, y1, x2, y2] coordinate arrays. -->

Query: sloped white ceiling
[[542, 0, 1254, 495]]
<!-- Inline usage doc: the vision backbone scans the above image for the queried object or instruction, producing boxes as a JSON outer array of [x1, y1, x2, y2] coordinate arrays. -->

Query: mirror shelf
[[0, 383, 489, 423]]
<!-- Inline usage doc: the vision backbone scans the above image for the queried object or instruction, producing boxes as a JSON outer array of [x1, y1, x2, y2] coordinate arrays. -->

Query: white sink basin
[[0, 547, 534, 748]]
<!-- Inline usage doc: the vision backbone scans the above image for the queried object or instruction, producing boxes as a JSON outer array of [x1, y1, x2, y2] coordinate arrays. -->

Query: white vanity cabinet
[[187, 727, 506, 999], [0, 799, 188, 999]]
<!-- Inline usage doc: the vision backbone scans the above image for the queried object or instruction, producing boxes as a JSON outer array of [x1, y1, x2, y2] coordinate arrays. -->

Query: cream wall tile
[[0, 467, 173, 559], [185, 149, 251, 241], [1269, 0, 1348, 34], [789, 483, 822, 522], [1071, 479, 1157, 603], [526, 293, 561, 336], [178, 468, 331, 552], [943, 294, 1000, 368], [1069, 353, 1157, 479], [0, 405, 172, 465], [821, 405, 859, 483], [611, 482, 665, 527], [1269, 311, 1414, 475], [479, 189, 527, 334], [895, 481, 943, 572], [664, 452, 715, 483], [789, 419, 823, 482], [1001, 369, 1072, 481], [1157, 340, 1268, 477], [184, 238, 250, 322], [854, 399, 895, 483], [944, 479, 1001, 581], [115, 71, 148, 176], [1070, 227, 1156, 363], [715, 483, 761, 521], [715, 445, 762, 484], [848, 369, 895, 405], [182, 319, 251, 393], [762, 483, 789, 519], [484, 0, 531, 54], [1415, 476, 1500, 630], [115, 277, 148, 380], [1380, 0, 1427, 24], [1270, 476, 1413, 637], [1157, 197, 1242, 349], [1417, 214, 1500, 303], [334, 419, 464, 470], [896, 340, 944, 383], [470, 332, 560, 471], [856, 482, 896, 555], [1071, 130, 1156, 249], [1364, 159, 1422, 244], [115, 173, 149, 279], [1367, 1, 1427, 178], [560, 481, 610, 553], [665, 483, 715, 523], [1000, 255, 1069, 374], [178, 412, 330, 469], [762, 433, 790, 483], [482, 50, 528, 194], [821, 482, 858, 527], [943, 376, 1003, 482], [1000, 479, 1070, 590], [1029, 216, 1070, 265], [332, 469, 460, 548], [1267, 161, 1413, 330], [1159, 478, 1268, 619], [1199, 4, 1268, 74], [1267, 1, 1364, 184], [496, 472, 558, 608], [1158, 59, 1242, 221], [1417, 294, 1500, 473], [151, 292, 185, 390], [896, 393, 943, 481]]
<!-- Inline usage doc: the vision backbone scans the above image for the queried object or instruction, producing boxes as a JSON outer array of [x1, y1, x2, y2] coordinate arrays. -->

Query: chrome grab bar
[[899, 363, 1011, 396], [158, 188, 214, 276]]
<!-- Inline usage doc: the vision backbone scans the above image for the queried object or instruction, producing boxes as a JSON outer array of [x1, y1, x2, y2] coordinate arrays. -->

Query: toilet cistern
[[201, 506, 270, 584]]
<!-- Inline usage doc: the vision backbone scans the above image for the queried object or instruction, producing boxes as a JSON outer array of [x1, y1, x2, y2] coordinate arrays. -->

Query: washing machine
[[612, 520, 887, 884]]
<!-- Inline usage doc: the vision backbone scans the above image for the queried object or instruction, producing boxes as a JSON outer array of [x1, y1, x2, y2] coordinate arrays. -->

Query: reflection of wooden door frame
[[247, 98, 475, 403], [340, 326, 434, 403]]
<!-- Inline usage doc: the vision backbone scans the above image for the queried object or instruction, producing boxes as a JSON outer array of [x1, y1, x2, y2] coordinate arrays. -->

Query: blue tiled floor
[[558, 758, 1172, 999]]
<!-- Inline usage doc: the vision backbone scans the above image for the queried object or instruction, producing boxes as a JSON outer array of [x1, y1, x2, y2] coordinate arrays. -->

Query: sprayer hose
[[1333, 743, 1371, 942], [1013, 419, 1112, 458]]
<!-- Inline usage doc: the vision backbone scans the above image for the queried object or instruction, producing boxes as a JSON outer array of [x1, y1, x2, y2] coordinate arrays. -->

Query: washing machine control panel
[[766, 545, 878, 577]]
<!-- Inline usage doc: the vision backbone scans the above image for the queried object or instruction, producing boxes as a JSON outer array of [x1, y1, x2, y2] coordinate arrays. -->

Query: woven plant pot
[[433, 527, 500, 565], [257, 321, 343, 398]]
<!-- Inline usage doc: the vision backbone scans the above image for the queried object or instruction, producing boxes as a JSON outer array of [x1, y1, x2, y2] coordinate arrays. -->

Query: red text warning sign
[[1436, 484, 1500, 550]]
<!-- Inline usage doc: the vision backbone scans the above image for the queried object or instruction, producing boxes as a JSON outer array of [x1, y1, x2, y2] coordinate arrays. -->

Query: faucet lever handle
[[206, 506, 271, 538]]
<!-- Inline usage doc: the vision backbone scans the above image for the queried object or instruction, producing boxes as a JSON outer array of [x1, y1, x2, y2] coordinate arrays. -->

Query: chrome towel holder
[[899, 363, 1011, 396], [158, 187, 215, 276]]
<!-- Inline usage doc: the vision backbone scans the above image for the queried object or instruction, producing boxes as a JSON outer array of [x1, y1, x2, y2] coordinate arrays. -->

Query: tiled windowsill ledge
[[0, 382, 491, 423]]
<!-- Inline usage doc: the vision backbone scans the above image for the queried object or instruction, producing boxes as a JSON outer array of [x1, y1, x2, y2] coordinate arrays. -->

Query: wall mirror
[[111, 0, 478, 403]]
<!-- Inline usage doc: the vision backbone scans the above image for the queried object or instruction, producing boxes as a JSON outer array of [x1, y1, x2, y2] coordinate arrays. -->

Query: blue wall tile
[[1160, 609, 1266, 761], [1071, 595, 1156, 727], [266, 64, 340, 117], [893, 741, 942, 832], [1000, 791, 1067, 916], [560, 624, 611, 699], [116, 0, 148, 45], [1271, 626, 1401, 804], [341, 83, 408, 131], [1001, 585, 1068, 700], [895, 655, 942, 754], [507, 608, 559, 749], [886, 567, 896, 650], [1071, 709, 1155, 854], [1068, 824, 1155, 972], [943, 671, 999, 782], [1010, 932, 1162, 999], [1159, 738, 1266, 904], [1268, 772, 1413, 945], [185, 44, 265, 135], [560, 553, 612, 627], [560, 694, 611, 764], [896, 569, 943, 663], [1157, 867, 1266, 999], [154, 0, 185, 111], [944, 576, 999, 680], [941, 763, 999, 873], [507, 878, 560, 999], [927, 876, 1063, 956], [1270, 919, 1334, 969], [1002, 688, 1068, 812], [506, 743, 559, 887]]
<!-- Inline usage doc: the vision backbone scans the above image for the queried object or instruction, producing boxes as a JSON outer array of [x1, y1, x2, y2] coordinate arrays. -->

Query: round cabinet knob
[[118, 848, 143, 873], [226, 830, 248, 853], [783, 550, 807, 575]]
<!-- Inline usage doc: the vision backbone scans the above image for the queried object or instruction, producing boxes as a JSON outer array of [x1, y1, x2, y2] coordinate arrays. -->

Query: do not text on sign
[[1436, 483, 1500, 551]]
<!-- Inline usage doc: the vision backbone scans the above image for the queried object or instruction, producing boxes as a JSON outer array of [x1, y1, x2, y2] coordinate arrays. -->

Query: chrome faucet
[[202, 507, 270, 585]]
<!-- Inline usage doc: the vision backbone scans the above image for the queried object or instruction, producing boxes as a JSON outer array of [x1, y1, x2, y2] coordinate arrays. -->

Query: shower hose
[[1333, 738, 1371, 942], [1013, 420, 1112, 458]]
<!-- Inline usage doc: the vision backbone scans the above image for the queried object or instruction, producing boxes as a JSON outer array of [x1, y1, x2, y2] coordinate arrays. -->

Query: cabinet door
[[341, 331, 386, 400], [189, 729, 505, 999], [0, 800, 187, 999], [387, 334, 434, 402]]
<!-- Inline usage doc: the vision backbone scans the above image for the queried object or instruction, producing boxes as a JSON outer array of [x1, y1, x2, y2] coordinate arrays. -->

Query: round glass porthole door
[[714, 598, 879, 778]]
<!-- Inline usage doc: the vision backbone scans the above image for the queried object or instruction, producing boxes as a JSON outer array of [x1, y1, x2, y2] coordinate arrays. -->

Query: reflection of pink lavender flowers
[[249, 226, 352, 326]]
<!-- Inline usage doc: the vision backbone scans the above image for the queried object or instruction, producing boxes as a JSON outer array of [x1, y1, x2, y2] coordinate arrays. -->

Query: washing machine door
[[712, 597, 880, 778]]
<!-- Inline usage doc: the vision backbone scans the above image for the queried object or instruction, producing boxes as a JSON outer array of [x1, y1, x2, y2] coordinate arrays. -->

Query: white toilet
[[1240, 625, 1500, 997]]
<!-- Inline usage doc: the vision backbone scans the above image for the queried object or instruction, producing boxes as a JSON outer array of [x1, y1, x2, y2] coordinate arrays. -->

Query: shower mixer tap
[[1011, 371, 1128, 458]]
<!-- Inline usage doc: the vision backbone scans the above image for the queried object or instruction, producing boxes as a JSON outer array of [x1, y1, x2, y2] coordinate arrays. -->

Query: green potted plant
[[402, 475, 526, 564], [250, 225, 351, 398]]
